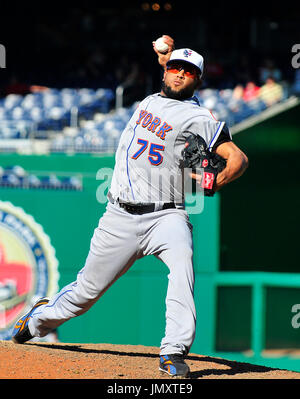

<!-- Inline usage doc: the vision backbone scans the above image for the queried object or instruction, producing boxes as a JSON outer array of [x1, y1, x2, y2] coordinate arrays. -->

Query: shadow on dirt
[[30, 343, 277, 379], [188, 356, 276, 379]]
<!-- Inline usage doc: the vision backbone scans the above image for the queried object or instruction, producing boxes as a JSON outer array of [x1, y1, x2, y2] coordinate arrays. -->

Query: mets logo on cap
[[0, 201, 59, 340], [183, 49, 193, 58]]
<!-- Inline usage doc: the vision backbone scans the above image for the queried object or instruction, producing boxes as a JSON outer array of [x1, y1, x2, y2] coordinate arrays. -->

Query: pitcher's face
[[162, 61, 200, 100]]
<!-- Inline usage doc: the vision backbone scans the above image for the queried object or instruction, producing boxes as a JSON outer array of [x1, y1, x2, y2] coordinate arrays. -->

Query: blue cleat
[[159, 354, 190, 378], [11, 298, 49, 344]]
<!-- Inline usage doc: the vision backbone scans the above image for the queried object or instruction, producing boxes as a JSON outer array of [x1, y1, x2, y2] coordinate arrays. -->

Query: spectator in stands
[[227, 84, 244, 113], [3, 74, 49, 96], [232, 84, 244, 100], [259, 77, 283, 106], [259, 58, 282, 84], [243, 81, 260, 102], [3, 75, 31, 96]]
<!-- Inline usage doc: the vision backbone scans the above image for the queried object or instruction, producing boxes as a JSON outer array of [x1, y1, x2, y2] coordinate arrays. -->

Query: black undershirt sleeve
[[212, 123, 232, 152]]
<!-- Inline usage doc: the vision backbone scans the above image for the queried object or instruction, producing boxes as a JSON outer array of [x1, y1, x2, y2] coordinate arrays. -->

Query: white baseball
[[154, 37, 169, 54]]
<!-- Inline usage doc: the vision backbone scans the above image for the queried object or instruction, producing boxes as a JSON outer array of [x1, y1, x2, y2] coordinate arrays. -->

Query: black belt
[[118, 201, 176, 215]]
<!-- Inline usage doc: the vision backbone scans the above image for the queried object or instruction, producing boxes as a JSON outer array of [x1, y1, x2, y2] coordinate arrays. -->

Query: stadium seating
[[50, 87, 276, 153], [197, 88, 268, 125], [50, 103, 135, 153], [0, 84, 290, 153], [0, 88, 114, 139], [0, 165, 82, 190]]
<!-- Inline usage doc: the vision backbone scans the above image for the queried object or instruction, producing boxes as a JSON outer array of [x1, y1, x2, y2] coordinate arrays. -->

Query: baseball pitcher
[[12, 35, 248, 378]]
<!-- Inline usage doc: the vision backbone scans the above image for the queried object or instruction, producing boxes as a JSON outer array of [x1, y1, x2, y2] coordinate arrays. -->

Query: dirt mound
[[0, 340, 300, 380]]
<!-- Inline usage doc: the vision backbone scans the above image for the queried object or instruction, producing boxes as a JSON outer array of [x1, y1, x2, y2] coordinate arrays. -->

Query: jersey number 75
[[131, 138, 165, 166]]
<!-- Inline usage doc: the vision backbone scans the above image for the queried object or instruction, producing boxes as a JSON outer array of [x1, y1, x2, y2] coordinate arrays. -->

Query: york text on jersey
[[136, 110, 173, 140]]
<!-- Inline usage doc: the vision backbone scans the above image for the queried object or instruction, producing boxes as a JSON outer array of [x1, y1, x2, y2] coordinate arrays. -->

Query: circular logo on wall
[[0, 201, 59, 340]]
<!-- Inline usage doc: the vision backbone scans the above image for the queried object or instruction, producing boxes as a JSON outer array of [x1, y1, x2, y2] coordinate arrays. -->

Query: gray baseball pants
[[28, 200, 196, 356]]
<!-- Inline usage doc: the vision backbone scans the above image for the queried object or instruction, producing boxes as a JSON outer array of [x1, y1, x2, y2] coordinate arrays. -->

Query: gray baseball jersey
[[109, 93, 230, 206]]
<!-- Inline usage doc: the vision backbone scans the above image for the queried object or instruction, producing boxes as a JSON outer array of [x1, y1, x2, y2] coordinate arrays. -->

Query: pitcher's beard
[[161, 81, 195, 101]]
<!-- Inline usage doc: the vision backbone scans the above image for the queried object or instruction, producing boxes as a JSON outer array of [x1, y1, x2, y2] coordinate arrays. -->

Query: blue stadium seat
[[0, 107, 9, 120], [3, 94, 23, 110], [0, 173, 20, 186], [61, 176, 82, 190], [40, 174, 62, 189], [26, 174, 42, 188]]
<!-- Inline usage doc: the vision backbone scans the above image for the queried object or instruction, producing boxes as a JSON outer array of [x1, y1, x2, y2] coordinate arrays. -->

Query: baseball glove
[[181, 134, 227, 196]]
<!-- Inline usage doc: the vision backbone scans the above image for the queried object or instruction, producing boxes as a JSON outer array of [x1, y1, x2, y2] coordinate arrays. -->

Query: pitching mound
[[1, 340, 300, 379]]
